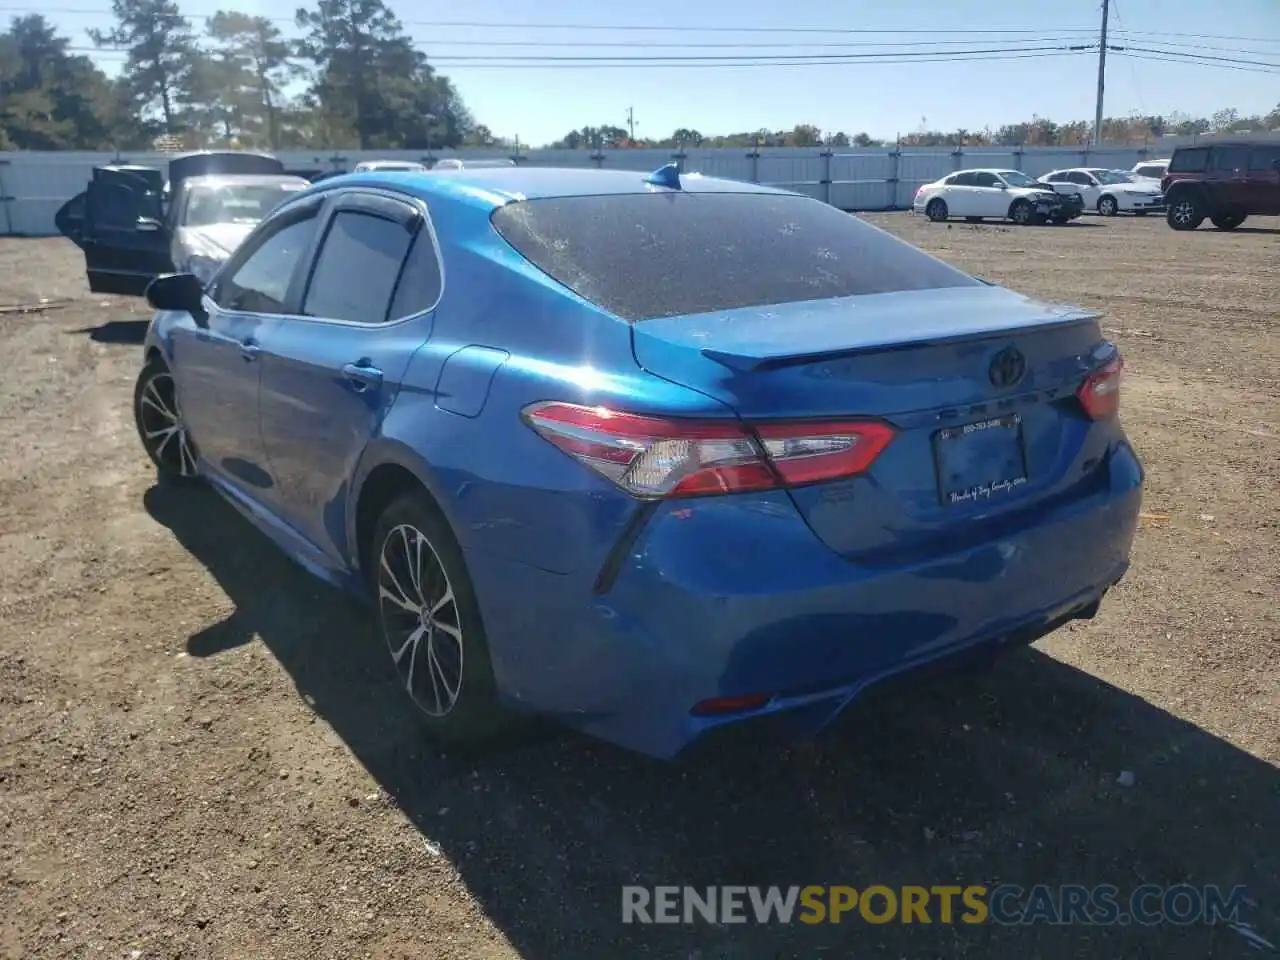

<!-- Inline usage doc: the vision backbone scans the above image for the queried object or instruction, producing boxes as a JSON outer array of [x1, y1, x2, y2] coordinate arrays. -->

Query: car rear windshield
[[489, 192, 980, 322]]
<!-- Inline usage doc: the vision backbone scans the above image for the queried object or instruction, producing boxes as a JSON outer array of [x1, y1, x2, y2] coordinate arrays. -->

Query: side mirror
[[136, 217, 163, 232], [996, 182, 1008, 189], [146, 273, 208, 327]]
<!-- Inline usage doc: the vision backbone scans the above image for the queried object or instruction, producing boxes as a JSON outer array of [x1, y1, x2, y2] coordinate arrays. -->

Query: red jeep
[[1162, 139, 1280, 231]]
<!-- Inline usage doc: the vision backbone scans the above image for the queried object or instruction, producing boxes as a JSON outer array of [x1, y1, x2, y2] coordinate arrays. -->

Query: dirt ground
[[0, 213, 1276, 960]]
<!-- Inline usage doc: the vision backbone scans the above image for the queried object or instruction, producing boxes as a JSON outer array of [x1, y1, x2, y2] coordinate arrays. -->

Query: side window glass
[[1211, 146, 1249, 173], [302, 210, 414, 323], [388, 228, 443, 319], [1248, 146, 1280, 171], [214, 215, 319, 314], [973, 173, 998, 188], [1168, 148, 1208, 173], [89, 184, 141, 230]]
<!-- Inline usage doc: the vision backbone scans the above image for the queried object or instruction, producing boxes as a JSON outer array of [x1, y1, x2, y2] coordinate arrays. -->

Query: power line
[[282, 52, 1101, 70], [0, 7, 1106, 34], [7, 6, 1280, 46], [1112, 51, 1280, 75], [1110, 44, 1280, 70], [389, 43, 1097, 63], [75, 47, 1096, 69]]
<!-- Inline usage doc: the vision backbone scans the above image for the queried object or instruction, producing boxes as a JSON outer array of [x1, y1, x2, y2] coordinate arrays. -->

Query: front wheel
[[133, 358, 199, 483], [925, 198, 949, 222], [1167, 195, 1205, 230], [371, 492, 513, 748], [1098, 195, 1119, 217], [1009, 199, 1037, 226], [1210, 212, 1247, 231]]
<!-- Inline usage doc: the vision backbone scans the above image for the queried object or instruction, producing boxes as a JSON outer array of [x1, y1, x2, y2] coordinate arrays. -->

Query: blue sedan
[[134, 164, 1143, 759]]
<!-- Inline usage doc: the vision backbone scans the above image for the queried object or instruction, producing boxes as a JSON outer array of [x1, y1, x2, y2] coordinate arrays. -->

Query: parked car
[[353, 160, 429, 173], [54, 151, 309, 295], [1162, 139, 1280, 230], [1130, 159, 1170, 183], [913, 169, 1081, 224], [1039, 167, 1166, 216], [432, 158, 517, 170], [133, 164, 1142, 759]]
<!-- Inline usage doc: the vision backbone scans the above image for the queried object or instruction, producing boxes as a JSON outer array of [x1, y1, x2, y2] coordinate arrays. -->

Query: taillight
[[1077, 356, 1124, 419], [522, 401, 896, 499]]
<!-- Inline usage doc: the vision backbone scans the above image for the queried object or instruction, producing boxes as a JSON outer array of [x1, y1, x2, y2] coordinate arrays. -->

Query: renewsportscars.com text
[[621, 884, 1249, 926]]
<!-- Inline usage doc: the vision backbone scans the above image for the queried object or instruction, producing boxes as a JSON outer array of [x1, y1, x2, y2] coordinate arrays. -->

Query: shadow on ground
[[71, 319, 150, 344], [144, 483, 1280, 959]]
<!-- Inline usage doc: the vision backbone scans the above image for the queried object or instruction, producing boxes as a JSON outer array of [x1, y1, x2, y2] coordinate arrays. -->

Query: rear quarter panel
[[369, 198, 736, 576]]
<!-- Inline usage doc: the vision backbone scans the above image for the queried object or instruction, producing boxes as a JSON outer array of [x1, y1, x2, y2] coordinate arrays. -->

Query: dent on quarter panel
[[434, 345, 511, 418]]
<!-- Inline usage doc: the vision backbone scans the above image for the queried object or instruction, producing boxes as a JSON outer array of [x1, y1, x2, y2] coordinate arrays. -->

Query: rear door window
[[1211, 146, 1250, 174], [491, 192, 979, 322], [1248, 145, 1280, 171]]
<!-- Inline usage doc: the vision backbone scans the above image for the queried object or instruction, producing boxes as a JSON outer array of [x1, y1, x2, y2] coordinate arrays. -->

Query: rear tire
[[1210, 212, 1247, 231], [370, 492, 514, 749], [1097, 195, 1119, 217], [1167, 194, 1205, 230], [133, 357, 200, 485], [925, 198, 949, 222]]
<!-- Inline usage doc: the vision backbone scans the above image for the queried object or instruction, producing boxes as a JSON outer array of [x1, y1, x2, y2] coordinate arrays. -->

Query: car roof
[[320, 166, 794, 211], [183, 174, 310, 188], [1175, 139, 1267, 149]]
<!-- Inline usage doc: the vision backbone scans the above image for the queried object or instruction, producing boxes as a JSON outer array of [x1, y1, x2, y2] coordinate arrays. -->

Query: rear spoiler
[[638, 287, 1103, 373], [700, 313, 1100, 372]]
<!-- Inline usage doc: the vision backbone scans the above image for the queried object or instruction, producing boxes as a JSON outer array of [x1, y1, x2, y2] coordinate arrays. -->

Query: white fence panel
[[1, 145, 1159, 236]]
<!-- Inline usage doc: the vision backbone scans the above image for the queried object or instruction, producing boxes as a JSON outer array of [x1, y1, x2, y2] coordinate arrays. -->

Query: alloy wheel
[[1172, 201, 1196, 226], [138, 371, 197, 477], [377, 523, 464, 717]]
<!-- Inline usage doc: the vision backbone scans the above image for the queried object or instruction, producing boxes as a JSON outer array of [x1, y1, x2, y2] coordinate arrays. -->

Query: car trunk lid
[[631, 285, 1113, 559]]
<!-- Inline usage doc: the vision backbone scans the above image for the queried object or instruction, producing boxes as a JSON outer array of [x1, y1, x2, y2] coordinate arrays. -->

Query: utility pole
[[626, 106, 635, 140], [1094, 0, 1109, 146]]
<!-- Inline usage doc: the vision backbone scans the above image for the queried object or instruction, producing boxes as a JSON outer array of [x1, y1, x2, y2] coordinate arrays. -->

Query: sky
[[21, 0, 1280, 145]]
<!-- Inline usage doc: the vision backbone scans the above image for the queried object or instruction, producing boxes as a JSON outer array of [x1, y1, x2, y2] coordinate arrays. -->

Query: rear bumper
[[469, 442, 1143, 759]]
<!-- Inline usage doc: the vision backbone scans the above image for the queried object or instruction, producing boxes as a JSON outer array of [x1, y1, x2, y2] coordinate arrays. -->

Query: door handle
[[342, 361, 383, 391], [240, 340, 261, 362]]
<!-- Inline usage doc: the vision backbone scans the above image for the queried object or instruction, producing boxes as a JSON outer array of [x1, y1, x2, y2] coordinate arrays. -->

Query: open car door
[[78, 165, 174, 296]]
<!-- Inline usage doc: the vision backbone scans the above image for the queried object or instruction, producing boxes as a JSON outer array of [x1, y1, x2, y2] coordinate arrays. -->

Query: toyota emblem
[[989, 345, 1027, 389]]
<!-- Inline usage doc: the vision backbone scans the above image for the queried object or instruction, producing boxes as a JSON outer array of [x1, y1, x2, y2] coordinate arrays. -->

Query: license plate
[[932, 413, 1029, 506]]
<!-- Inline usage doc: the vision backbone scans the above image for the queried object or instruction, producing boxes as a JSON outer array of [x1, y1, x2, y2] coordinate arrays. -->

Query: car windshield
[[1089, 169, 1134, 185], [999, 170, 1039, 187], [183, 183, 301, 226], [491, 192, 980, 322]]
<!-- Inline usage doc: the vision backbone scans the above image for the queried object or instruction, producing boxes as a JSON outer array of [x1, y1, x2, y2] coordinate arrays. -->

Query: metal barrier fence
[[0, 144, 1162, 236]]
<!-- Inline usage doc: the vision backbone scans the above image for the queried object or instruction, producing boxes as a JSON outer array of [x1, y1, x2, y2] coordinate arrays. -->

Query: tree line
[[1, 3, 1277, 153], [550, 108, 1280, 151], [0, 1, 486, 152]]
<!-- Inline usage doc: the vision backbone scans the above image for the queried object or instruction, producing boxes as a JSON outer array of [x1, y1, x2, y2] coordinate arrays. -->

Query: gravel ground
[[0, 213, 1276, 960]]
